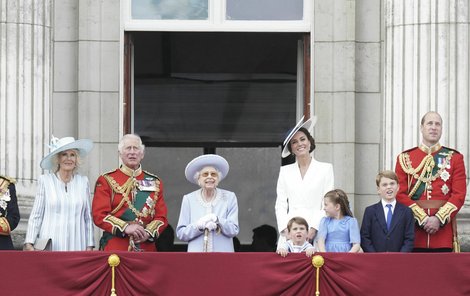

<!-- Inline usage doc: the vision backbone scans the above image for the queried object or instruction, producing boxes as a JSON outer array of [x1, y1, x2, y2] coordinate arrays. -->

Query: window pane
[[132, 0, 208, 20], [133, 32, 300, 147], [226, 0, 303, 20]]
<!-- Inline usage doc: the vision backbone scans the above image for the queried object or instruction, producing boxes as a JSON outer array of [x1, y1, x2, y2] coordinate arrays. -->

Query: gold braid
[[104, 175, 151, 219], [398, 151, 453, 198]]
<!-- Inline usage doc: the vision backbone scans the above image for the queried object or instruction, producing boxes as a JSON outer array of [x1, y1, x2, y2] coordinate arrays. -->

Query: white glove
[[196, 217, 207, 231], [205, 221, 218, 231], [205, 213, 218, 223]]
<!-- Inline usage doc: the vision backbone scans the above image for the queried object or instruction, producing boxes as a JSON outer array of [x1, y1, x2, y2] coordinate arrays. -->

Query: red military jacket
[[395, 144, 467, 249], [93, 165, 168, 251]]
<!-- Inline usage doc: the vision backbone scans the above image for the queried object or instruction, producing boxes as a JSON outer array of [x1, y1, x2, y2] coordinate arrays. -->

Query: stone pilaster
[[0, 0, 52, 248]]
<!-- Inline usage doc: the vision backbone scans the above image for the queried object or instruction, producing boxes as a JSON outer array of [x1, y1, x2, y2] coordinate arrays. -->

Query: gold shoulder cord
[[398, 151, 453, 198], [399, 153, 434, 198], [103, 174, 158, 219]]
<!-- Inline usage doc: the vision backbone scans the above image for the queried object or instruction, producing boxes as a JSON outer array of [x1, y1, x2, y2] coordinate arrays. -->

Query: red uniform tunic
[[93, 165, 168, 251], [395, 144, 467, 249]]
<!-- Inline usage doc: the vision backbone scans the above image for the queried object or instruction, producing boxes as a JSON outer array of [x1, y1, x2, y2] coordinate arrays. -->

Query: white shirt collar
[[381, 199, 396, 209]]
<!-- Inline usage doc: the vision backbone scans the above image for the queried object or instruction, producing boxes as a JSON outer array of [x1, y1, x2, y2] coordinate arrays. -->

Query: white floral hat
[[281, 115, 317, 158], [40, 136, 93, 170], [185, 154, 229, 185]]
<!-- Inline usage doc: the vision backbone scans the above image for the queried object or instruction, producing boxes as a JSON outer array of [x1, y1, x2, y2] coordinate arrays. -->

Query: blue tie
[[386, 204, 393, 231]]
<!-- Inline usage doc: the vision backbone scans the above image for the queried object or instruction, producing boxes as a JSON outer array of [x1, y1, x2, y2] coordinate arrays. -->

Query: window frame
[[122, 0, 312, 32]]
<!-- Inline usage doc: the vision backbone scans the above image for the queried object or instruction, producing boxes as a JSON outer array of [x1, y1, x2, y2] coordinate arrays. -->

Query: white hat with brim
[[185, 154, 229, 185], [40, 136, 94, 170], [281, 116, 317, 158]]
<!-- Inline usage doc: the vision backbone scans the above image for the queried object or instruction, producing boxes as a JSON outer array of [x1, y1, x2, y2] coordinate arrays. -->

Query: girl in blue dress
[[317, 189, 361, 252]]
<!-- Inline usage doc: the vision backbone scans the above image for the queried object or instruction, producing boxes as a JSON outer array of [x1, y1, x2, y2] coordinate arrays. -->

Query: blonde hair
[[52, 149, 82, 173]]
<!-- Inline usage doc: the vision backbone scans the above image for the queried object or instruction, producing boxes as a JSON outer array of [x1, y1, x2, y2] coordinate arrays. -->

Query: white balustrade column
[[0, 0, 51, 194]]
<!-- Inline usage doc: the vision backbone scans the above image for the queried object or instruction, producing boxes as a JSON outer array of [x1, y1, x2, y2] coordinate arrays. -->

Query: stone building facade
[[1, 0, 469, 249]]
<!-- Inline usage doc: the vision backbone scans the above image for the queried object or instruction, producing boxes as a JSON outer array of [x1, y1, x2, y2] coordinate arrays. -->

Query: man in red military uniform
[[395, 111, 467, 252], [93, 134, 168, 251]]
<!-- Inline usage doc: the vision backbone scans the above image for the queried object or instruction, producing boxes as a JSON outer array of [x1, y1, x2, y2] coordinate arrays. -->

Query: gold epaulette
[[442, 146, 461, 155], [410, 203, 428, 226], [101, 169, 118, 177], [144, 170, 161, 180], [0, 217, 11, 235], [435, 202, 458, 225], [0, 175, 15, 191]]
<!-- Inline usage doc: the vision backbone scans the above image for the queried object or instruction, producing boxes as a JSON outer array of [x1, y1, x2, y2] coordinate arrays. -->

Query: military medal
[[442, 184, 449, 195], [138, 178, 157, 191], [440, 170, 450, 182]]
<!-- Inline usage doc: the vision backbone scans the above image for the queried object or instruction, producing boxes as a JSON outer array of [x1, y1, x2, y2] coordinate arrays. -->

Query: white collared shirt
[[381, 199, 397, 224]]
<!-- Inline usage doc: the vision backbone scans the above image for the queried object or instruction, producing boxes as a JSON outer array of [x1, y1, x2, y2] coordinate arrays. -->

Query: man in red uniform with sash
[[93, 134, 168, 251], [395, 111, 467, 252]]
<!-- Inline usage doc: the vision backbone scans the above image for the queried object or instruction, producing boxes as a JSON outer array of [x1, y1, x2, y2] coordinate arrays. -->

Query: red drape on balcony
[[2, 251, 470, 296]]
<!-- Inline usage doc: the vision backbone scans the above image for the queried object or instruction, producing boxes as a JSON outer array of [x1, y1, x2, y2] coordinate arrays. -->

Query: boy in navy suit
[[360, 170, 414, 252]]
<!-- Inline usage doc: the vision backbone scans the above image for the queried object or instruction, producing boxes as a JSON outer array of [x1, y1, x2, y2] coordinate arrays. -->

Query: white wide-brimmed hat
[[40, 136, 94, 170], [185, 154, 229, 185], [281, 115, 317, 158]]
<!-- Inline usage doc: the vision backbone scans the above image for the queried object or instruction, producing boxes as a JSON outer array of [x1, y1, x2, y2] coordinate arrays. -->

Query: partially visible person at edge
[[176, 154, 239, 252], [395, 111, 467, 252], [92, 134, 168, 251], [275, 116, 334, 247], [0, 175, 20, 250], [24, 136, 95, 251]]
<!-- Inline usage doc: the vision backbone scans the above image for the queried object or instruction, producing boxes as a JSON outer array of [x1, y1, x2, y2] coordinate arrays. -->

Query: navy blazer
[[360, 201, 414, 252]]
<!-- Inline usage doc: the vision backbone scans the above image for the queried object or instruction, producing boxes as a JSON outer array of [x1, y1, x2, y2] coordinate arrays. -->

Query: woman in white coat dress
[[275, 116, 334, 245], [176, 154, 239, 252]]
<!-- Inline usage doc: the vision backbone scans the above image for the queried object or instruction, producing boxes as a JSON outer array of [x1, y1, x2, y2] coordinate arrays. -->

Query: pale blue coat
[[176, 188, 239, 252]]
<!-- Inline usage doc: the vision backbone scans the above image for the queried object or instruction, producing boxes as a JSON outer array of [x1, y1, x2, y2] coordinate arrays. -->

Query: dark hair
[[287, 216, 309, 231], [287, 127, 316, 155], [324, 189, 354, 217]]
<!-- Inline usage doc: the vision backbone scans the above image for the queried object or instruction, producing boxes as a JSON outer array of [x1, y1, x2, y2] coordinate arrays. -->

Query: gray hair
[[118, 134, 145, 153]]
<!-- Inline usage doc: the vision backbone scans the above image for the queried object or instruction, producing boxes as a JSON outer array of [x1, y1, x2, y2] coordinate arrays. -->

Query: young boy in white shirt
[[277, 216, 315, 257]]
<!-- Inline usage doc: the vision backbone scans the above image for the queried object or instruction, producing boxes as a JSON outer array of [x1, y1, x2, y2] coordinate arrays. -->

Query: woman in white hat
[[275, 116, 334, 247], [176, 154, 239, 252], [23, 136, 95, 251]]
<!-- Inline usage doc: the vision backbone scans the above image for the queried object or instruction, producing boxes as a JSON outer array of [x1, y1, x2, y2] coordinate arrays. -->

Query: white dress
[[25, 173, 95, 251], [275, 158, 334, 233]]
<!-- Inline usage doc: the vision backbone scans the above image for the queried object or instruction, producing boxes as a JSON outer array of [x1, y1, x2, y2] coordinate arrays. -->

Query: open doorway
[[124, 31, 309, 247]]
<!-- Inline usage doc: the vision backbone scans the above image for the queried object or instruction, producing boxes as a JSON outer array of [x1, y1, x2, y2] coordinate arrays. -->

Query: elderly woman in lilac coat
[[176, 154, 239, 252]]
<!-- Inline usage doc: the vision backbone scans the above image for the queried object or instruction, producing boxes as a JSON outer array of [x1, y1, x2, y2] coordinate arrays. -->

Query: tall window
[[132, 32, 302, 147]]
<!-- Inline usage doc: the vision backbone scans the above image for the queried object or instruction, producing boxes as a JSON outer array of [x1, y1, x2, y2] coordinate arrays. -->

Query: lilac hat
[[185, 154, 229, 185]]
